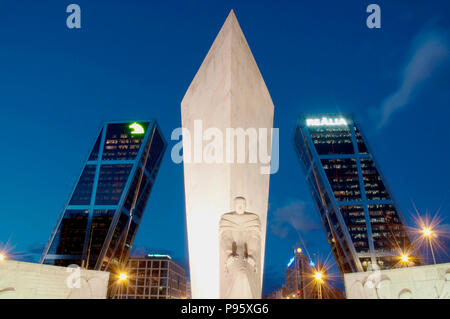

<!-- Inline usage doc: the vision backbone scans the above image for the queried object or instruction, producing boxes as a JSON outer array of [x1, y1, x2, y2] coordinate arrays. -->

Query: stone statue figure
[[219, 196, 261, 299]]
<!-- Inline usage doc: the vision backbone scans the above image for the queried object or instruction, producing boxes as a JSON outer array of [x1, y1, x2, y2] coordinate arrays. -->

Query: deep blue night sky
[[0, 1, 449, 296]]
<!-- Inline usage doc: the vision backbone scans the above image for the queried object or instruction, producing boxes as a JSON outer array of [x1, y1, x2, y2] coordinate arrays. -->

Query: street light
[[314, 271, 324, 299], [314, 271, 323, 281], [117, 272, 128, 298], [422, 226, 436, 264], [400, 254, 409, 265], [118, 273, 127, 281], [0, 253, 5, 261]]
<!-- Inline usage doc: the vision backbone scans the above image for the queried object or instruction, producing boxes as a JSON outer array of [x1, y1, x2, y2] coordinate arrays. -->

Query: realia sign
[[306, 117, 348, 127]]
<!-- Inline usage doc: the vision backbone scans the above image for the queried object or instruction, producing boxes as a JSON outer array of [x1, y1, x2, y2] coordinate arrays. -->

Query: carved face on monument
[[234, 197, 246, 215]]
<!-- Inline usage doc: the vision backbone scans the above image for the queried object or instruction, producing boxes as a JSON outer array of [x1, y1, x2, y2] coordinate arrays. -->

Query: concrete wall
[[344, 263, 450, 299], [0, 259, 110, 299]]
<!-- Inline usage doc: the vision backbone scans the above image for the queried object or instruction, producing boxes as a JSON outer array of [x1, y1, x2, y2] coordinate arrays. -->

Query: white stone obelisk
[[181, 10, 274, 299]]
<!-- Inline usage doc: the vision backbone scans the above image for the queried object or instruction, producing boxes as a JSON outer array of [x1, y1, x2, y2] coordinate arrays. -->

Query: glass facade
[[115, 255, 188, 299], [40, 121, 166, 273], [285, 251, 314, 299], [294, 114, 418, 276]]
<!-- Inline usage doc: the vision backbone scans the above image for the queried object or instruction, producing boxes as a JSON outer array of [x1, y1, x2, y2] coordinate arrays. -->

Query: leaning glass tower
[[294, 113, 419, 276], [40, 120, 166, 272]]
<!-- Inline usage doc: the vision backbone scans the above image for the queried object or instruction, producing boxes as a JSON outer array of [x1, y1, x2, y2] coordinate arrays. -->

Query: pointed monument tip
[[222, 9, 242, 33], [226, 9, 237, 22]]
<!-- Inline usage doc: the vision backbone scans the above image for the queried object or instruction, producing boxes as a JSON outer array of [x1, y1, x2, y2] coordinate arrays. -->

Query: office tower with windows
[[186, 281, 191, 299], [294, 114, 418, 276], [40, 121, 166, 272], [115, 254, 187, 299], [285, 249, 314, 299]]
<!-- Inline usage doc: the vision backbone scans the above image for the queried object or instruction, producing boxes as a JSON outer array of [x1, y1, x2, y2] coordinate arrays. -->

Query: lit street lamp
[[422, 227, 436, 264], [400, 254, 409, 266], [118, 273, 127, 281], [314, 272, 323, 281], [314, 271, 324, 299], [117, 272, 128, 298]]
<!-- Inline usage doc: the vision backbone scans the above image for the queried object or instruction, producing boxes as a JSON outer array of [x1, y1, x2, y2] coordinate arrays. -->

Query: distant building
[[285, 248, 314, 299], [115, 254, 187, 299], [40, 121, 166, 272], [186, 281, 191, 299], [264, 286, 285, 299], [267, 248, 346, 299], [294, 114, 419, 276]]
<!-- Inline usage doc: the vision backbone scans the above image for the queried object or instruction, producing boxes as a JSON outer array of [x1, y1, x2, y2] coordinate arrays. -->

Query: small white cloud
[[377, 27, 450, 129], [270, 201, 321, 238]]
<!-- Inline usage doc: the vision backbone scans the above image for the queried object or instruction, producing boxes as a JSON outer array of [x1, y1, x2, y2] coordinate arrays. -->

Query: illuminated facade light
[[401, 255, 409, 263], [40, 121, 167, 273], [294, 113, 418, 277], [296, 248, 302, 253], [147, 254, 172, 260], [287, 257, 295, 268]]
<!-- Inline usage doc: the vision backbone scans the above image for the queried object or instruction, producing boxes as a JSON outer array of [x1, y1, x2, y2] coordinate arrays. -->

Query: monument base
[[0, 259, 110, 299], [344, 262, 450, 299]]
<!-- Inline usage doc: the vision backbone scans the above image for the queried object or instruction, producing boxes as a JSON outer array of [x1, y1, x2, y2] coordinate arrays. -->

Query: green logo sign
[[129, 122, 145, 135]]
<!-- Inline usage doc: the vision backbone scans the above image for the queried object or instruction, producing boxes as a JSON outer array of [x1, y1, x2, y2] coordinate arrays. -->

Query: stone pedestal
[[0, 260, 110, 299], [344, 263, 450, 299]]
